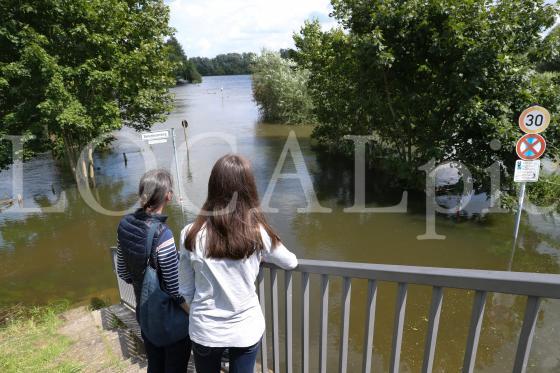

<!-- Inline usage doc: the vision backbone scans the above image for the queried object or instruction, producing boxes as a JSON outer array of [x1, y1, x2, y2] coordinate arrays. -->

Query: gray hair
[[138, 169, 173, 211]]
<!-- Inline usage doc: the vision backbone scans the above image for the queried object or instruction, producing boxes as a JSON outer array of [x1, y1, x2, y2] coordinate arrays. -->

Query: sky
[[167, 0, 335, 58], [167, 0, 560, 58]]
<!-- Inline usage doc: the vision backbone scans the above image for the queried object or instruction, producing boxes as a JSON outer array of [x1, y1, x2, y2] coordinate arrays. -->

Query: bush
[[252, 50, 317, 125], [185, 62, 202, 83]]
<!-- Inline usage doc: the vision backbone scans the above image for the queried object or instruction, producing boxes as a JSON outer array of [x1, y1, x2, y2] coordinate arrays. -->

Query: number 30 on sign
[[518, 105, 550, 134]]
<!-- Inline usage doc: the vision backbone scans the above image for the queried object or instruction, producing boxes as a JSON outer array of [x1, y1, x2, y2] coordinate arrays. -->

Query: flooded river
[[0, 75, 558, 371]]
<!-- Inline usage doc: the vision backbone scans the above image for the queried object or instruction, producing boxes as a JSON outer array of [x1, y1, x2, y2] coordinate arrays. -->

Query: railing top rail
[[262, 259, 560, 299], [110, 246, 560, 299]]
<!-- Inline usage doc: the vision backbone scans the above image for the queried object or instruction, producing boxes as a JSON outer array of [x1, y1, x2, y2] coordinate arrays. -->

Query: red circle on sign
[[516, 134, 546, 160]]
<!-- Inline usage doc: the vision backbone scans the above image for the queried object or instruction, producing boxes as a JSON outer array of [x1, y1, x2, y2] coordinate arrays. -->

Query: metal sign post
[[141, 128, 186, 225], [510, 183, 526, 251], [171, 128, 186, 226], [509, 105, 551, 270], [509, 182, 526, 271]]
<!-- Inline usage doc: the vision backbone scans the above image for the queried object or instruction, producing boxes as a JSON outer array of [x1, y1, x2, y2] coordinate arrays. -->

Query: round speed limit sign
[[518, 105, 550, 134]]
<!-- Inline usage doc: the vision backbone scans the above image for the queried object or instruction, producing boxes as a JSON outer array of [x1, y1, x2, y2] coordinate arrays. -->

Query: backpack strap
[[145, 221, 160, 269]]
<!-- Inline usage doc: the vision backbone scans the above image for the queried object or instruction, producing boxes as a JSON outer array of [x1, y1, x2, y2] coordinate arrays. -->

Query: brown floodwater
[[0, 75, 558, 372]]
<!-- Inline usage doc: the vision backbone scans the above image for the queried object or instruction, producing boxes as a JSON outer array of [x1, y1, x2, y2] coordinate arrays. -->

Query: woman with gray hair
[[116, 169, 191, 373]]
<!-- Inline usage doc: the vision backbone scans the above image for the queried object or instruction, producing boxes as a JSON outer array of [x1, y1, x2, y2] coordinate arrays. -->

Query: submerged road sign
[[147, 138, 168, 145], [515, 133, 546, 160], [141, 130, 169, 143], [514, 160, 540, 182], [518, 106, 550, 134]]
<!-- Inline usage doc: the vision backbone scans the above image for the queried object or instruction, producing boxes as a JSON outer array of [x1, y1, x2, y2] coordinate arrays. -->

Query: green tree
[[165, 36, 202, 83], [252, 50, 316, 125], [0, 0, 175, 184], [190, 52, 257, 76], [537, 25, 560, 72], [279, 48, 297, 60], [294, 1, 560, 192]]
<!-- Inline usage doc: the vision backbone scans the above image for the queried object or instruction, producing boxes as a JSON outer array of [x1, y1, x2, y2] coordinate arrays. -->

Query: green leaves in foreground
[[0, 0, 175, 171]]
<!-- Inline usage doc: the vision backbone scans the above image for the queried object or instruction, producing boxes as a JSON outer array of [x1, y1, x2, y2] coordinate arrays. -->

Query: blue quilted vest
[[117, 209, 167, 312]]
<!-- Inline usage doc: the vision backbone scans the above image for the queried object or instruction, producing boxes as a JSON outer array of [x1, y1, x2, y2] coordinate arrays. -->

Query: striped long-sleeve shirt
[[117, 227, 185, 304]]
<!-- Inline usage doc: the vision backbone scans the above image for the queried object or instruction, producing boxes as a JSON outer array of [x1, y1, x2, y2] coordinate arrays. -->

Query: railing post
[[390, 283, 408, 373], [422, 286, 444, 373], [339, 277, 352, 373], [319, 274, 329, 373], [362, 280, 377, 373], [513, 296, 541, 373], [301, 272, 310, 373], [271, 268, 280, 373], [258, 268, 268, 373], [285, 271, 293, 373], [462, 291, 487, 373]]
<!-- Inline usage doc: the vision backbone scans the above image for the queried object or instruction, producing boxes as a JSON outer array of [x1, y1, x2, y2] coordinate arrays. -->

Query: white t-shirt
[[178, 223, 298, 347]]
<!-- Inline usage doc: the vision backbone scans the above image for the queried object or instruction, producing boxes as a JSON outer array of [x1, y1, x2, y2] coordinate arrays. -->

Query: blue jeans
[[192, 341, 260, 373], [143, 333, 191, 373]]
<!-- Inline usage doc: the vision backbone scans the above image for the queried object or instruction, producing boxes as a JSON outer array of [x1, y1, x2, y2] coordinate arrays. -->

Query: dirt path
[[56, 306, 271, 373], [58, 307, 145, 372]]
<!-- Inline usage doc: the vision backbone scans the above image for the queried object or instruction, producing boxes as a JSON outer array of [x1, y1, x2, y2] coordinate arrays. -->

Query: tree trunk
[[87, 144, 96, 189], [62, 134, 79, 184], [61, 134, 96, 188], [80, 156, 88, 186]]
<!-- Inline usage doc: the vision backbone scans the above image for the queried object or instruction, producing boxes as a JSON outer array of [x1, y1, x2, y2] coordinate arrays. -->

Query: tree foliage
[[252, 50, 316, 125], [294, 1, 560, 191], [165, 36, 201, 83], [190, 53, 256, 76], [537, 25, 560, 72], [279, 48, 297, 60], [0, 0, 175, 176]]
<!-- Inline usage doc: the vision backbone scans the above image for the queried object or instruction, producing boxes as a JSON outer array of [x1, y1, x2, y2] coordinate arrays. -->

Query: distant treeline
[[166, 36, 202, 84], [189, 53, 257, 76]]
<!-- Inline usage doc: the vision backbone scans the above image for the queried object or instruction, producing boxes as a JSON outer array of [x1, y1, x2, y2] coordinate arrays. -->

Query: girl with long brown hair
[[179, 154, 297, 373]]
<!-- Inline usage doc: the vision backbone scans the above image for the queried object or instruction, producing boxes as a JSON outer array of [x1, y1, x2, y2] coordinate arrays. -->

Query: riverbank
[[0, 303, 272, 372], [0, 304, 143, 372]]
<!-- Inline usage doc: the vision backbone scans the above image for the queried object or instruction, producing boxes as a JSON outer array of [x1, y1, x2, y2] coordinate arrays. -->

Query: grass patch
[[0, 302, 82, 372], [88, 296, 110, 311]]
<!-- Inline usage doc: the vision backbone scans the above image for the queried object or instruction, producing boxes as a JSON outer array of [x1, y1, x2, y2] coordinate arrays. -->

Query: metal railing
[[257, 260, 560, 373], [110, 247, 560, 373], [110, 247, 137, 310]]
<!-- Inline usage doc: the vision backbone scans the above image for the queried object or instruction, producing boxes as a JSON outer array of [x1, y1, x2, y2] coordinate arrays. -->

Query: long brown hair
[[184, 154, 280, 259]]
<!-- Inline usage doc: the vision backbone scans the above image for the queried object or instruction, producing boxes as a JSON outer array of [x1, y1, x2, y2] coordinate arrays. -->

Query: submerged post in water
[[171, 128, 186, 225], [509, 182, 526, 270], [181, 119, 190, 165]]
